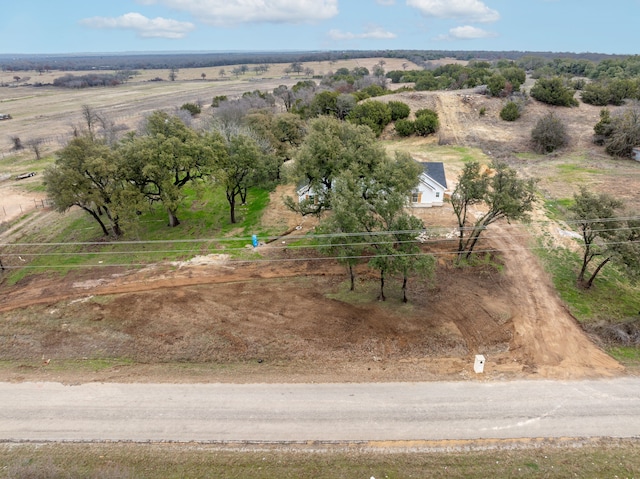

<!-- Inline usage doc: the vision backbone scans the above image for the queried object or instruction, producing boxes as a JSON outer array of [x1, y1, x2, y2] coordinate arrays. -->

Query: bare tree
[[201, 72, 206, 81], [81, 104, 100, 140], [169, 67, 179, 81], [290, 62, 304, 75], [26, 138, 44, 160]]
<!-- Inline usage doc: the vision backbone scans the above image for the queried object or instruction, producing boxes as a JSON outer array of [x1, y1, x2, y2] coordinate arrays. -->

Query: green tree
[[44, 136, 124, 237], [326, 153, 424, 301], [288, 117, 388, 215], [451, 161, 489, 257], [391, 213, 435, 303], [531, 113, 569, 153], [315, 206, 367, 292], [309, 91, 339, 118], [569, 186, 623, 289], [346, 100, 392, 136], [336, 93, 356, 120], [120, 111, 220, 227], [452, 162, 537, 261], [608, 78, 638, 106], [216, 132, 278, 224]]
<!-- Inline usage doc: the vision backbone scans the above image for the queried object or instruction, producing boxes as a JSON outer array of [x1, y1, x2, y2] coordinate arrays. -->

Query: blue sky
[[2, 0, 638, 55]]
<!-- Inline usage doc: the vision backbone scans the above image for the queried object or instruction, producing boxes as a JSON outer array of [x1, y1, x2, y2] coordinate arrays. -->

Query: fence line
[[0, 199, 52, 218]]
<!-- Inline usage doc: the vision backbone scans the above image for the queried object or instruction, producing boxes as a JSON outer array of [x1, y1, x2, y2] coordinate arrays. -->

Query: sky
[[1, 0, 638, 56]]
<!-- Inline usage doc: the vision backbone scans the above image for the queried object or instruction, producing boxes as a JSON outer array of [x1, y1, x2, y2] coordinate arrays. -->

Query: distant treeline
[[0, 50, 628, 73], [52, 73, 125, 88]]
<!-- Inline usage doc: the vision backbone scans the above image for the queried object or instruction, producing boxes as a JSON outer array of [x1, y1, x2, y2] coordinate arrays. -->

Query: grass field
[[2, 440, 639, 478]]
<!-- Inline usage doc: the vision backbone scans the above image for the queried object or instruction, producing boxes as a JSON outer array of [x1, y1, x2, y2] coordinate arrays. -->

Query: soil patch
[[0, 212, 623, 384]]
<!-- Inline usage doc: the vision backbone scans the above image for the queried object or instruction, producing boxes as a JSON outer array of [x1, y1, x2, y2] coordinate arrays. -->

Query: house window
[[435, 192, 440, 198], [411, 190, 420, 203]]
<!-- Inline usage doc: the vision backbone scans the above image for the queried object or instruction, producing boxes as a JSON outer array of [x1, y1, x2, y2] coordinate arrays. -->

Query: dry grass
[[1, 439, 639, 479], [0, 57, 420, 156]]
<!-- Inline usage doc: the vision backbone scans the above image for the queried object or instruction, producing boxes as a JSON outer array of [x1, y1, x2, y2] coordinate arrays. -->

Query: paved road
[[1, 379, 639, 442]]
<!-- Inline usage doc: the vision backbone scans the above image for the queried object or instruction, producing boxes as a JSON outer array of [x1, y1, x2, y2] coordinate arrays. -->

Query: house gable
[[411, 161, 448, 207]]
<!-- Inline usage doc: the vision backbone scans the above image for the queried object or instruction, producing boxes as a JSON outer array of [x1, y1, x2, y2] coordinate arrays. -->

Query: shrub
[[530, 77, 579, 107], [346, 100, 392, 136], [212, 95, 227, 107], [593, 108, 614, 145], [603, 107, 640, 158], [487, 73, 507, 97], [479, 107, 487, 116], [395, 118, 415, 137], [581, 82, 611, 106], [531, 113, 569, 153], [500, 67, 526, 91], [500, 101, 521, 121], [360, 84, 386, 98], [387, 101, 411, 121], [413, 109, 439, 136], [415, 108, 437, 119], [180, 102, 201, 116]]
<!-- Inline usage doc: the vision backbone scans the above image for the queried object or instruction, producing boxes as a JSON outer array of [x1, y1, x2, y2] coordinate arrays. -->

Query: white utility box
[[474, 354, 486, 374]]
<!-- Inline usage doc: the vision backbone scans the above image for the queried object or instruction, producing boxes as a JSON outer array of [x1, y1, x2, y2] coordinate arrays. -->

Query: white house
[[296, 181, 326, 204], [410, 161, 448, 207], [296, 161, 448, 207]]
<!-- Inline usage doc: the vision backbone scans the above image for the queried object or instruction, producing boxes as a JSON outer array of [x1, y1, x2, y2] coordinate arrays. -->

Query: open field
[[0, 57, 420, 157], [2, 439, 639, 478]]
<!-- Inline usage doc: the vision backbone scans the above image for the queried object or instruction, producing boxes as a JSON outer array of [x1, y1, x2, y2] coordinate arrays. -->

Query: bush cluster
[[395, 108, 439, 137], [530, 77, 579, 107]]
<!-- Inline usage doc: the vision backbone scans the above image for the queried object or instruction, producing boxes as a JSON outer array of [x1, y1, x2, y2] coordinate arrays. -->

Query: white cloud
[[140, 0, 339, 25], [328, 26, 397, 41], [80, 12, 195, 39], [435, 25, 497, 41], [447, 25, 497, 39], [407, 0, 500, 23]]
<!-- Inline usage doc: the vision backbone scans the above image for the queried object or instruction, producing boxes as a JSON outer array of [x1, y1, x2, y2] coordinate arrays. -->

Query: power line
[[3, 238, 640, 271], [3, 213, 640, 249]]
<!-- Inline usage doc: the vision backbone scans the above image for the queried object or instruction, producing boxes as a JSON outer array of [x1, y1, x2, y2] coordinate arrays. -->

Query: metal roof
[[421, 162, 447, 189]]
